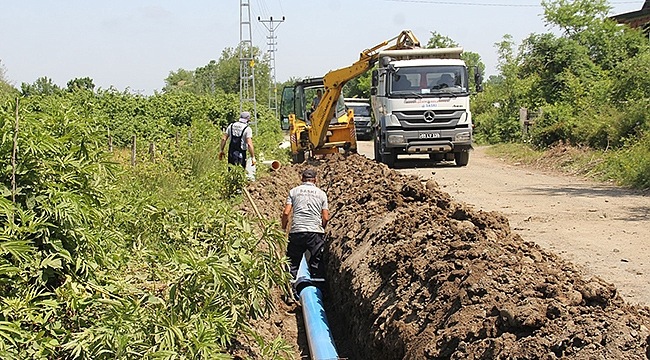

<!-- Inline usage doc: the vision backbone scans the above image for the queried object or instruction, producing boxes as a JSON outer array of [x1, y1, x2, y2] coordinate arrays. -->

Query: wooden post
[[149, 142, 156, 163], [175, 131, 179, 146], [131, 135, 137, 166], [188, 130, 192, 146], [519, 107, 528, 137], [11, 97, 19, 204], [108, 129, 113, 152]]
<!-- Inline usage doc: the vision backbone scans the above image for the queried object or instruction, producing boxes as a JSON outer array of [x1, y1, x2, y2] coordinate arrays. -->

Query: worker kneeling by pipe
[[280, 168, 330, 298]]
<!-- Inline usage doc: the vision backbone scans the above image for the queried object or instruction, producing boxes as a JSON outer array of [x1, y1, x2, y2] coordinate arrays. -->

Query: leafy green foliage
[[343, 71, 372, 99], [611, 52, 650, 103], [0, 60, 17, 103], [426, 31, 459, 48], [474, 0, 648, 147], [66, 77, 95, 92], [471, 0, 650, 188], [20, 76, 61, 97], [163, 46, 273, 108], [542, 0, 611, 36], [599, 132, 650, 188], [0, 96, 118, 358], [0, 88, 292, 358]]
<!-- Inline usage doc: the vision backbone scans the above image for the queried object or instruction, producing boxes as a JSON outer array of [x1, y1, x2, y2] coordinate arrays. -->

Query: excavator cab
[[280, 77, 355, 163]]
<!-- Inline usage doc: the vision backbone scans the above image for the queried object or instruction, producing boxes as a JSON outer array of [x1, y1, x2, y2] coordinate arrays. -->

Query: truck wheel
[[384, 150, 397, 168], [381, 149, 397, 169], [454, 151, 470, 167]]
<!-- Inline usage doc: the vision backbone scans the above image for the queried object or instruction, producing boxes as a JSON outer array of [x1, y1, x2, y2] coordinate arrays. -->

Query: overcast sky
[[0, 1, 644, 94]]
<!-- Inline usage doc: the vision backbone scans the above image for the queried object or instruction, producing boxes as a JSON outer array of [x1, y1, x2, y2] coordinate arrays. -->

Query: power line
[[384, 0, 642, 6], [277, 0, 285, 15], [258, 16, 285, 118], [385, 0, 537, 6]]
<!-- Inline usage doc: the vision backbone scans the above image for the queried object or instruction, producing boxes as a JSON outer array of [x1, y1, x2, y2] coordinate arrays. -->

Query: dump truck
[[279, 30, 421, 163], [371, 48, 483, 167], [344, 98, 373, 140]]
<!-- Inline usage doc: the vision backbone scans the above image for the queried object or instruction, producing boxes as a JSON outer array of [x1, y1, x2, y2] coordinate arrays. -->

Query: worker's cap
[[301, 169, 317, 179], [240, 111, 251, 121]]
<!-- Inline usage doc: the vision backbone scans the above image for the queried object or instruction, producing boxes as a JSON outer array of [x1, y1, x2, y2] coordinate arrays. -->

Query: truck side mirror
[[473, 66, 484, 93], [371, 69, 378, 87], [370, 87, 377, 95]]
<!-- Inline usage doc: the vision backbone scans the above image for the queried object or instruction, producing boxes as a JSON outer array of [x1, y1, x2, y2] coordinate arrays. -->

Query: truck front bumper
[[384, 129, 472, 154]]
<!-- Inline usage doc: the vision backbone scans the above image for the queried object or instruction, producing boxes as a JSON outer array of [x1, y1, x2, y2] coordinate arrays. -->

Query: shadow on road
[[357, 152, 461, 169], [520, 185, 649, 222], [391, 158, 459, 169], [521, 184, 647, 199]]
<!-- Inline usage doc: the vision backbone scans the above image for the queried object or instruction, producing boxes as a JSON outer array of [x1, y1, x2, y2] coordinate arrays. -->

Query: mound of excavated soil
[[247, 153, 650, 359]]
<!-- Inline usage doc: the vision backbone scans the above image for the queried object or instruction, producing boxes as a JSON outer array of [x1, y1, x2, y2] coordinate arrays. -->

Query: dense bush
[[599, 132, 650, 189]]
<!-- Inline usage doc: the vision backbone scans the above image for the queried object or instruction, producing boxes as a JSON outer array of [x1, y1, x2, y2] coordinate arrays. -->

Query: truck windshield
[[390, 65, 468, 96], [348, 105, 371, 117]]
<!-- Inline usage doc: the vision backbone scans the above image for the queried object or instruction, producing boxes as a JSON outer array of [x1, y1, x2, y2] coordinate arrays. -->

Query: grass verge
[[484, 142, 650, 191]]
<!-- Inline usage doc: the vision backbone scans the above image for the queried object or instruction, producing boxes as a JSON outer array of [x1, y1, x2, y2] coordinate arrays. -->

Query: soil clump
[[246, 153, 650, 359]]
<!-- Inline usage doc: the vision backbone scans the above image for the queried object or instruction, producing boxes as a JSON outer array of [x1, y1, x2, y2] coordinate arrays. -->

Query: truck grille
[[394, 109, 464, 129]]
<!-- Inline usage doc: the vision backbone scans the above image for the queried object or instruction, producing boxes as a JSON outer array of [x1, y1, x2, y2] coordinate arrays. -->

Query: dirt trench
[[246, 153, 650, 359]]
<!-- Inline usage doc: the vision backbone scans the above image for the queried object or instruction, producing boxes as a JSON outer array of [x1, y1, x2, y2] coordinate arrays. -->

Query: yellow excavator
[[279, 30, 421, 163]]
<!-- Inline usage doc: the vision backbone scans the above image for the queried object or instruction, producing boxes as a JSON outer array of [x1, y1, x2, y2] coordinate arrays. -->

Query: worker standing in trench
[[281, 169, 330, 298]]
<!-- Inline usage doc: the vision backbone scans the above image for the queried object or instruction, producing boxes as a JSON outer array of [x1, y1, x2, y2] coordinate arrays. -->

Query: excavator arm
[[283, 30, 421, 162], [308, 30, 421, 149]]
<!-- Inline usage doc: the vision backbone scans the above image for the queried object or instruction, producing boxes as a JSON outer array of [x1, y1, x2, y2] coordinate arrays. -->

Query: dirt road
[[357, 140, 650, 306]]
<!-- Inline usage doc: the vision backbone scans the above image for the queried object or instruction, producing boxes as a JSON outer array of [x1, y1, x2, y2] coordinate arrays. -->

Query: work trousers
[[286, 232, 325, 280], [228, 149, 247, 168]]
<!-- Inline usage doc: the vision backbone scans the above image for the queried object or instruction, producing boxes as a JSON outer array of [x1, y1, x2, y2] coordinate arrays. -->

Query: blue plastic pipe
[[295, 255, 339, 360]]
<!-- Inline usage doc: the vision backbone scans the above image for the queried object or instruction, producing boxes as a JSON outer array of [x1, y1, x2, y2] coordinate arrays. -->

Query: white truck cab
[[371, 48, 483, 167]]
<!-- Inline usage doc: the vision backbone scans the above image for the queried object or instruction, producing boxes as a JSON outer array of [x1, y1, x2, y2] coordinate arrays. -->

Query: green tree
[[541, 0, 611, 36], [343, 70, 371, 99], [519, 33, 602, 106], [163, 68, 195, 93], [543, 0, 648, 71], [426, 31, 458, 48], [194, 59, 223, 94], [163, 46, 271, 106], [611, 51, 650, 103], [21, 76, 61, 96], [0, 60, 16, 101], [472, 34, 528, 144], [66, 77, 95, 92]]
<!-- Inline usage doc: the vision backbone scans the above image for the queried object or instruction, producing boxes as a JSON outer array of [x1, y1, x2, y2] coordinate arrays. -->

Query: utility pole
[[239, 0, 258, 133], [258, 15, 285, 119]]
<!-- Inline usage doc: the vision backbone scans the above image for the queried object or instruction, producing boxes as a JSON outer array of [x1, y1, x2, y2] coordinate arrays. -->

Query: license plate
[[418, 132, 441, 139]]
